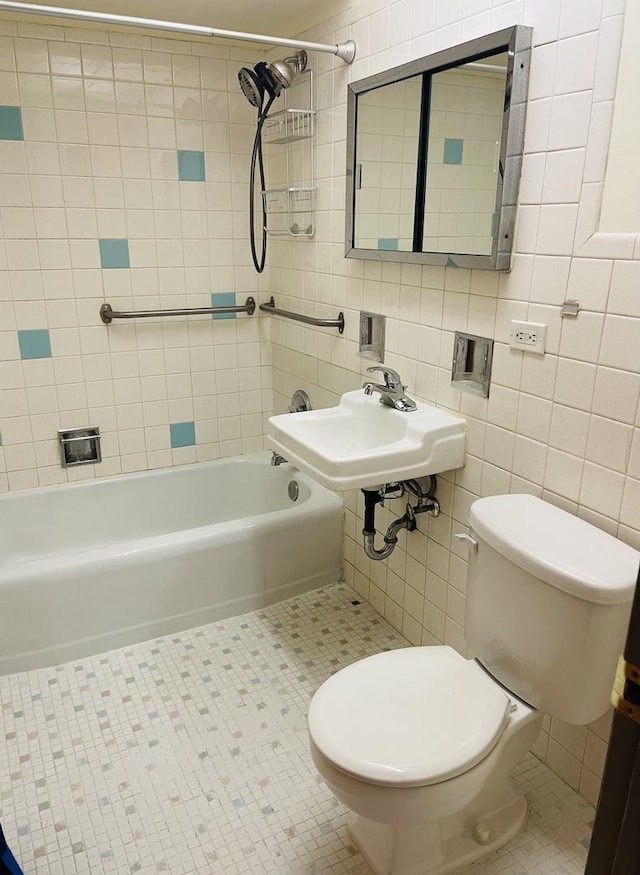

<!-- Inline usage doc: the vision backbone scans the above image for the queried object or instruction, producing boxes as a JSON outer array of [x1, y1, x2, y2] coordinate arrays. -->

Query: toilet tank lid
[[469, 494, 639, 606]]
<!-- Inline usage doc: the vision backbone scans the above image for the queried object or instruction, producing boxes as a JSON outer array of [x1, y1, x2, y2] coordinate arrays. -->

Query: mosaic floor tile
[[0, 583, 593, 874]]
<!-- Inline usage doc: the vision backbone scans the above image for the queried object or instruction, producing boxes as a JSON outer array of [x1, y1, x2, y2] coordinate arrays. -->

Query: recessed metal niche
[[58, 427, 102, 467], [359, 311, 386, 362], [451, 332, 494, 398]]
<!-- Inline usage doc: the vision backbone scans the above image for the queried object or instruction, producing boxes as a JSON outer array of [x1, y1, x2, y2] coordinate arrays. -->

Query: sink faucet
[[363, 366, 417, 412]]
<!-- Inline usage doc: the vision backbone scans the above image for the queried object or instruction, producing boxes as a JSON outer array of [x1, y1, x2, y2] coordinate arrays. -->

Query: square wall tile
[[99, 238, 130, 269], [0, 105, 24, 140], [18, 329, 51, 359], [212, 292, 236, 320], [170, 421, 196, 448], [443, 138, 463, 165], [378, 238, 399, 250], [177, 150, 205, 181]]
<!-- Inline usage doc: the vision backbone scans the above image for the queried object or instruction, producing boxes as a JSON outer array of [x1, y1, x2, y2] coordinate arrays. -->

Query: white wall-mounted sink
[[267, 390, 466, 491]]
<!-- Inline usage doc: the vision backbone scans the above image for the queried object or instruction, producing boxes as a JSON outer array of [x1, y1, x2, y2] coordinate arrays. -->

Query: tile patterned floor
[[0, 583, 593, 874]]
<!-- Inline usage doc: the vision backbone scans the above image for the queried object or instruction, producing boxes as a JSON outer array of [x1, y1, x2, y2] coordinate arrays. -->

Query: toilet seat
[[308, 646, 511, 788]]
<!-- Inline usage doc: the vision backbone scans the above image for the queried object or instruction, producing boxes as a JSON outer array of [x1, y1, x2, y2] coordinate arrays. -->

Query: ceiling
[[9, 0, 349, 41]]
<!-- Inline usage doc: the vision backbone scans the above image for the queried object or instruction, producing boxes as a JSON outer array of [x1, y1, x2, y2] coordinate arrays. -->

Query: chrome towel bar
[[100, 297, 256, 324], [259, 296, 344, 333]]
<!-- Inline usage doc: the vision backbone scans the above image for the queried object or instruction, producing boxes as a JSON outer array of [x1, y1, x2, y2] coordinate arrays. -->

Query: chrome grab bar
[[100, 296, 256, 324], [259, 296, 344, 333]]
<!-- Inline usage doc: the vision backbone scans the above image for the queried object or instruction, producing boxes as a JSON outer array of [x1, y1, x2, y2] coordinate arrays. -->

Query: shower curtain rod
[[0, 0, 356, 62]]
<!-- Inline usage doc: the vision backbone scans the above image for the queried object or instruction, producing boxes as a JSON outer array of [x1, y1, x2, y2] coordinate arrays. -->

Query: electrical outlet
[[509, 320, 547, 354]]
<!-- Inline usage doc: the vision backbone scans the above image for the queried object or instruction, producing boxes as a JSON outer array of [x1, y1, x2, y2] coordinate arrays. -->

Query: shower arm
[[0, 0, 356, 63]]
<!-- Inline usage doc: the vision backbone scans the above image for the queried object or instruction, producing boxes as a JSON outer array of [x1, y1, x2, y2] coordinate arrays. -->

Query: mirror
[[345, 26, 532, 270]]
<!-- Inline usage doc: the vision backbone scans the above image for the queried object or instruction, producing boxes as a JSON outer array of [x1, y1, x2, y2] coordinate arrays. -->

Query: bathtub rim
[[0, 452, 342, 572]]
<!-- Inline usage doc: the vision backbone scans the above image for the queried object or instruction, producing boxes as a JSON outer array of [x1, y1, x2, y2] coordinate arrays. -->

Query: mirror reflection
[[424, 54, 507, 256], [355, 76, 421, 252]]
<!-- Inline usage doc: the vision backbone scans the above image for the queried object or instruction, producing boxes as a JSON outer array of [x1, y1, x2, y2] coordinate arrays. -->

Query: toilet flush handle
[[454, 533, 478, 553]]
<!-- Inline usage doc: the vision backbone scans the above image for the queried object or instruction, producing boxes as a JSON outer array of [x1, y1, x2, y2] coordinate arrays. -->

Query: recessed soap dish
[[58, 427, 101, 467]]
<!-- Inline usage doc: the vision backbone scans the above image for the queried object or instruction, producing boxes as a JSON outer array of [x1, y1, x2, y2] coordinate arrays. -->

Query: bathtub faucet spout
[[271, 451, 288, 466]]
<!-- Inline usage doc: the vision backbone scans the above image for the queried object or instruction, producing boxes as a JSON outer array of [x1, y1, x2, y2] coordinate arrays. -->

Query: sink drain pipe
[[362, 477, 440, 561]]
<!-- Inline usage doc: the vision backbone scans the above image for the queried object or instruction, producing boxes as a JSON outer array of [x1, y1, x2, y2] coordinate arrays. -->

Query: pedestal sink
[[267, 390, 466, 491]]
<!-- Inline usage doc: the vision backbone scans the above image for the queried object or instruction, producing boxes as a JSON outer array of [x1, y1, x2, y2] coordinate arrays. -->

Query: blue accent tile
[[177, 150, 206, 182], [170, 421, 196, 448], [446, 257, 459, 268], [443, 138, 463, 165], [18, 329, 52, 360], [211, 292, 236, 320], [378, 238, 399, 251], [99, 238, 130, 269], [0, 106, 24, 141]]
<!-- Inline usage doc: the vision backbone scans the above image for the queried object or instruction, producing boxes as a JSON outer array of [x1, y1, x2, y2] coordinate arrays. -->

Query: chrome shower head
[[267, 51, 307, 90], [238, 66, 263, 108], [238, 52, 307, 108]]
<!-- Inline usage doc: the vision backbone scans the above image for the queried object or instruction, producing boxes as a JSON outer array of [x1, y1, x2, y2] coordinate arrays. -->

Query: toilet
[[308, 494, 639, 875]]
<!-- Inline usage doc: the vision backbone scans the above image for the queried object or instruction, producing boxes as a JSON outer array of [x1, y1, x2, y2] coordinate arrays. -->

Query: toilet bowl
[[308, 646, 543, 875], [307, 494, 639, 875]]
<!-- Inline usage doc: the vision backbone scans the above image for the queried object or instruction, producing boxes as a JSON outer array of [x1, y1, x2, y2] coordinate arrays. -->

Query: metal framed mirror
[[345, 25, 532, 270]]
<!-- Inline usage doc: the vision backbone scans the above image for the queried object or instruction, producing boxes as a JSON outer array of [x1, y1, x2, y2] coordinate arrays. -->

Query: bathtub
[[0, 454, 343, 674]]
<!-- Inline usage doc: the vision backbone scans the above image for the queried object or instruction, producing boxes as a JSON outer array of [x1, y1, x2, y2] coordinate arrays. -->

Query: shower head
[[238, 60, 281, 109], [238, 66, 264, 108], [238, 51, 307, 109], [268, 51, 308, 90]]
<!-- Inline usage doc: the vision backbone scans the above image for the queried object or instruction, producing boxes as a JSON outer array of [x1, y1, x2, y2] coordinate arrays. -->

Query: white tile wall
[[0, 19, 272, 491], [267, 0, 637, 807]]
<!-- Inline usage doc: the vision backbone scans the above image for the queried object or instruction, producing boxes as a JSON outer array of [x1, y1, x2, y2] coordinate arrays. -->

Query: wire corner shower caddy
[[261, 68, 316, 241]]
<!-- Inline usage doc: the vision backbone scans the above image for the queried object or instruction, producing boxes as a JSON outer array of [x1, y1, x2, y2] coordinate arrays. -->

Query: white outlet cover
[[509, 320, 547, 355]]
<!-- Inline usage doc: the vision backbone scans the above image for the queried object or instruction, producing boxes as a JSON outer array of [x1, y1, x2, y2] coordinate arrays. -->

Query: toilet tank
[[465, 494, 638, 725]]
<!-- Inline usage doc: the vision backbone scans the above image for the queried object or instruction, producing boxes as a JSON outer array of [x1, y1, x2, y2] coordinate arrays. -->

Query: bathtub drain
[[288, 481, 299, 502]]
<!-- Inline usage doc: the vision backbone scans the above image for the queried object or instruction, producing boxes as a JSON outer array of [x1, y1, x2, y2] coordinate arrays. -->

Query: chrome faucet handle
[[363, 365, 417, 412], [365, 365, 404, 390]]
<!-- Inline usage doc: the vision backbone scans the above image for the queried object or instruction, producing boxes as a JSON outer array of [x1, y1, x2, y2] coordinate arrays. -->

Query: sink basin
[[267, 390, 466, 491]]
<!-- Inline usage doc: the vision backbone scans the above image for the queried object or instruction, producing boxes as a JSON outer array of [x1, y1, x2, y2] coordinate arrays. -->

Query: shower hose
[[249, 94, 276, 273]]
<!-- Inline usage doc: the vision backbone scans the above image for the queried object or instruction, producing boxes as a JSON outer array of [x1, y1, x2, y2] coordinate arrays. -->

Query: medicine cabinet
[[345, 26, 532, 270]]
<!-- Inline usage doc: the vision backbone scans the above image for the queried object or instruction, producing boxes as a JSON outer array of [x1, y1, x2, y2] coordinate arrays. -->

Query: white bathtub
[[0, 454, 343, 674]]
